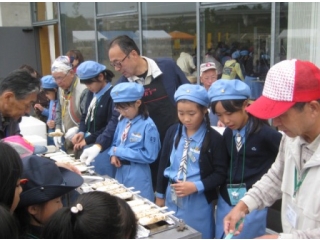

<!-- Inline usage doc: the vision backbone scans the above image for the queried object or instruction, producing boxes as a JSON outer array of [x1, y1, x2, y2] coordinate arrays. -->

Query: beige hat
[[200, 62, 216, 76]]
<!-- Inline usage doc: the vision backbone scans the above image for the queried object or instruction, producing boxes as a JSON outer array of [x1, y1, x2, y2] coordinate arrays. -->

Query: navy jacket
[[220, 124, 282, 205], [156, 123, 228, 204], [79, 89, 119, 146], [0, 112, 21, 139]]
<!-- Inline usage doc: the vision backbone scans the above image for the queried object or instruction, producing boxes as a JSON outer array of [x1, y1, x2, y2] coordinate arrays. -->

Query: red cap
[[246, 59, 320, 119]]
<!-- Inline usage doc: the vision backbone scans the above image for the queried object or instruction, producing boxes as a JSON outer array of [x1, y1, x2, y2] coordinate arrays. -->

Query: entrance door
[[37, 24, 60, 76], [199, 3, 275, 100]]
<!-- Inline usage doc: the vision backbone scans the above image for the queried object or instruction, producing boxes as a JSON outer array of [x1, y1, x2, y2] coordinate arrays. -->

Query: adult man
[[81, 35, 189, 186], [224, 59, 320, 238], [0, 69, 41, 139], [51, 56, 88, 153], [199, 62, 220, 127]]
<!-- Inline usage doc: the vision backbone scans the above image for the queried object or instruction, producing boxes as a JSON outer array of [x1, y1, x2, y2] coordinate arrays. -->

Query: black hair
[[0, 204, 19, 238], [80, 69, 115, 84], [41, 191, 137, 239], [109, 35, 140, 56], [115, 100, 149, 120], [211, 99, 269, 135], [0, 142, 23, 210], [19, 64, 42, 78], [174, 100, 212, 152], [0, 69, 41, 100]]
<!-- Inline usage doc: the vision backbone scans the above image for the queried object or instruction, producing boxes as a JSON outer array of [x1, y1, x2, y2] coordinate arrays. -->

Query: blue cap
[[174, 84, 209, 107], [76, 61, 106, 80], [41, 75, 58, 89], [208, 79, 250, 102], [232, 51, 240, 59], [111, 82, 144, 103], [240, 50, 249, 56]]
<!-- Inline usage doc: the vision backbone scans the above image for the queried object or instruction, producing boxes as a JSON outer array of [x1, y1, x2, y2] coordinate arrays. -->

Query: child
[[14, 155, 83, 238], [0, 204, 19, 238], [155, 84, 228, 239], [208, 79, 282, 238], [0, 142, 23, 213], [34, 75, 59, 145], [72, 61, 118, 176], [42, 191, 137, 239], [108, 82, 160, 201]]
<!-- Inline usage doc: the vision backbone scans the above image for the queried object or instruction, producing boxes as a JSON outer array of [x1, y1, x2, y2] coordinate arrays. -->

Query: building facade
[[1, 2, 320, 92]]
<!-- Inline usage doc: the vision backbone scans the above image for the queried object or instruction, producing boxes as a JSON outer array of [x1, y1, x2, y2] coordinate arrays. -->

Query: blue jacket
[[156, 123, 228, 203], [79, 89, 119, 146], [220, 123, 282, 205], [108, 115, 160, 163]]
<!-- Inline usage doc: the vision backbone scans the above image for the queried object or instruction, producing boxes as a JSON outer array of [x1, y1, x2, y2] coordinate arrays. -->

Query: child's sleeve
[[113, 123, 160, 164]]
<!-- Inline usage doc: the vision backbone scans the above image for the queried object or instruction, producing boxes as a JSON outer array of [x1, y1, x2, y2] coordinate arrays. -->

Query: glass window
[[96, 3, 138, 15], [141, 3, 196, 61], [200, 3, 274, 99], [32, 2, 58, 22], [60, 3, 96, 61], [96, 14, 139, 83]]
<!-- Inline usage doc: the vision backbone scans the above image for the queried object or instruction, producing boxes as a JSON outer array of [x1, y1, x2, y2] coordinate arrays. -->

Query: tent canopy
[[169, 31, 195, 40]]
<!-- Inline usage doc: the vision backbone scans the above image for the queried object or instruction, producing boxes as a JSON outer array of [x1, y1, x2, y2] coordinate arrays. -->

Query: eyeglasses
[[53, 70, 70, 82], [110, 53, 129, 68]]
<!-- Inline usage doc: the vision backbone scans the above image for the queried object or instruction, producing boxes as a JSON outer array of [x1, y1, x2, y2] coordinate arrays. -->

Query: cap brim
[[19, 168, 83, 207], [33, 145, 48, 154], [246, 95, 295, 119]]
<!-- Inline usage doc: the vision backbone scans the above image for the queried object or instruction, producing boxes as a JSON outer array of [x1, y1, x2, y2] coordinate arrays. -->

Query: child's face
[[214, 101, 248, 130], [45, 90, 56, 101], [84, 77, 105, 93], [29, 197, 63, 225], [115, 101, 140, 120], [177, 101, 206, 134]]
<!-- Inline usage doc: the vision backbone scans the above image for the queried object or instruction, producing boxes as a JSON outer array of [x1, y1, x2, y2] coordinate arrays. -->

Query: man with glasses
[[107, 35, 189, 189], [50, 56, 88, 154]]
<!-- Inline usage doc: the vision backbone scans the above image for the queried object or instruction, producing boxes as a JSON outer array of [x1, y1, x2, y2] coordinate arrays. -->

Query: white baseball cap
[[200, 62, 216, 76]]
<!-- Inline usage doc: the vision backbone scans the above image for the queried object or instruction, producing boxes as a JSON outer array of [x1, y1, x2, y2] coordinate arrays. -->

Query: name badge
[[286, 204, 297, 228], [227, 183, 247, 206]]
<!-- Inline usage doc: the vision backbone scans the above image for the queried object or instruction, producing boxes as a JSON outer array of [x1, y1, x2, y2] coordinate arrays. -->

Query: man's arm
[[224, 135, 287, 235]]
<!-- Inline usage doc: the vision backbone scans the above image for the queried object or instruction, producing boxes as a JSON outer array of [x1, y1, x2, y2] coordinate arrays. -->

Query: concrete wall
[[0, 3, 31, 27]]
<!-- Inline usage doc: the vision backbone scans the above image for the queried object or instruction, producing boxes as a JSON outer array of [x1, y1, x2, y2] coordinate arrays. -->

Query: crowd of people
[[1, 34, 320, 239]]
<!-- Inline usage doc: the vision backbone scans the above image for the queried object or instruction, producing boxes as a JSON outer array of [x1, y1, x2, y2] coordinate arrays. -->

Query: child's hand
[[111, 155, 121, 168], [47, 120, 55, 129], [72, 132, 84, 145], [155, 197, 165, 207], [171, 180, 197, 197], [73, 139, 86, 150], [34, 103, 44, 112]]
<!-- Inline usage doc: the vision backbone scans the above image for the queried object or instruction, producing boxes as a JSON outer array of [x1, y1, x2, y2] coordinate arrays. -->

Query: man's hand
[[171, 180, 197, 197], [223, 201, 248, 236], [80, 144, 101, 165]]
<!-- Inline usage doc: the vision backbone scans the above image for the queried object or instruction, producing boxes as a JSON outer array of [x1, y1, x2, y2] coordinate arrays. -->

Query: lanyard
[[229, 135, 246, 185], [293, 167, 309, 197], [61, 79, 78, 118]]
